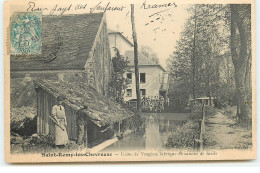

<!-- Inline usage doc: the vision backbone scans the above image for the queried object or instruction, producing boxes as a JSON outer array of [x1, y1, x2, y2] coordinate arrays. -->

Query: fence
[[126, 96, 168, 112]]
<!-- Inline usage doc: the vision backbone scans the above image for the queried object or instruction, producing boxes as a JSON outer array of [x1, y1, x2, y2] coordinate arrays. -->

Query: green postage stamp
[[10, 12, 42, 55]]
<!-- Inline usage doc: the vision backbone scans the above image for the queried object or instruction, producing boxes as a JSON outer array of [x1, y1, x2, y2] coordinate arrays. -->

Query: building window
[[126, 89, 132, 97], [140, 89, 146, 97], [126, 73, 132, 83], [140, 73, 146, 83], [127, 73, 132, 80]]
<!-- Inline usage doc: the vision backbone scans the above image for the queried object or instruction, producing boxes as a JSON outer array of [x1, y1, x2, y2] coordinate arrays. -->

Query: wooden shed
[[34, 79, 134, 147]]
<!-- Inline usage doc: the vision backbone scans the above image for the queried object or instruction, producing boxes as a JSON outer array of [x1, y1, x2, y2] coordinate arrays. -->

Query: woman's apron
[[55, 118, 68, 145]]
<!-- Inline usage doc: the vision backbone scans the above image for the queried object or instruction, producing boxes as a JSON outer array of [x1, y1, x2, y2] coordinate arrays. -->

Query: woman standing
[[52, 96, 68, 148]]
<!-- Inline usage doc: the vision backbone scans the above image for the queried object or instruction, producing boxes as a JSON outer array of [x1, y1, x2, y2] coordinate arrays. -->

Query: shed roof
[[11, 13, 104, 71], [34, 79, 134, 127]]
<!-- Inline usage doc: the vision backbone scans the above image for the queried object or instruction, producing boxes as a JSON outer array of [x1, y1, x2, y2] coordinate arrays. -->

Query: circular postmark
[[10, 12, 42, 55], [35, 21, 63, 62]]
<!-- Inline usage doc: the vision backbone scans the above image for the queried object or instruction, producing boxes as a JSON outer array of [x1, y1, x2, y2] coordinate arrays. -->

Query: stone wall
[[85, 15, 112, 96]]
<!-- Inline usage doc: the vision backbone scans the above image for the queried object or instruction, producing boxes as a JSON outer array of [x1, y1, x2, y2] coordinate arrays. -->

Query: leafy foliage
[[11, 134, 82, 154], [11, 107, 37, 136], [166, 4, 239, 112], [165, 104, 216, 149], [11, 79, 37, 108], [108, 48, 131, 103], [11, 116, 37, 137], [165, 120, 199, 149], [223, 106, 237, 119], [191, 104, 216, 121]]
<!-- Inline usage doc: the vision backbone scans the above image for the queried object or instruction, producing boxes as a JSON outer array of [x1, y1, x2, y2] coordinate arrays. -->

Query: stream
[[103, 113, 190, 151]]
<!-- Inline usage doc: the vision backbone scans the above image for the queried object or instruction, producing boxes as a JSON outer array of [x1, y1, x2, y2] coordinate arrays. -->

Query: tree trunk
[[131, 4, 141, 116], [230, 5, 249, 124]]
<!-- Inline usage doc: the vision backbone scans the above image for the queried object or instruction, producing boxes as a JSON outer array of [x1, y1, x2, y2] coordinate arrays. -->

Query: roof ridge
[[124, 50, 157, 65]]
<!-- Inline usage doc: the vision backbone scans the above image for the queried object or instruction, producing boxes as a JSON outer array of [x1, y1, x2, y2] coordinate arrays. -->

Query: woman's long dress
[[52, 105, 69, 145]]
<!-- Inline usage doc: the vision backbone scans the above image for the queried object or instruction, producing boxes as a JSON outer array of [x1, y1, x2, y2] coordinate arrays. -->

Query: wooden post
[[131, 4, 141, 117], [118, 121, 121, 134], [36, 88, 40, 135], [84, 120, 88, 148], [194, 103, 205, 151], [202, 103, 205, 120], [200, 103, 205, 151], [199, 119, 203, 151]]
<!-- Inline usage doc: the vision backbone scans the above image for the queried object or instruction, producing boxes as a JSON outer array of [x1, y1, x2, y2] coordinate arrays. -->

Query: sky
[[106, 3, 190, 68]]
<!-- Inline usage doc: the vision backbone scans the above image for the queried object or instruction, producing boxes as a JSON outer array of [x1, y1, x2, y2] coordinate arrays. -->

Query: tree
[[108, 48, 130, 103], [230, 4, 251, 124], [167, 4, 252, 124], [140, 46, 159, 64], [167, 4, 235, 111]]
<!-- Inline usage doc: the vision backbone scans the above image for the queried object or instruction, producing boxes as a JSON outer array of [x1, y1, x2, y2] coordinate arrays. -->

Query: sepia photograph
[[4, 0, 256, 162]]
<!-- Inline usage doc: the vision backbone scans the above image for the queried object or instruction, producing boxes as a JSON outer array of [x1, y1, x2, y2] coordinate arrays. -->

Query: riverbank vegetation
[[165, 104, 216, 149], [166, 4, 252, 127]]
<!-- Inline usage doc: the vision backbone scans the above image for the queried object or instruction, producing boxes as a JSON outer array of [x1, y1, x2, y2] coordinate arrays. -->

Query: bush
[[11, 79, 37, 108], [191, 104, 216, 121], [126, 114, 145, 132], [205, 105, 216, 116], [165, 120, 199, 149], [214, 97, 228, 109], [11, 107, 37, 136], [11, 116, 37, 136], [223, 106, 237, 118], [191, 104, 203, 120], [165, 104, 217, 149]]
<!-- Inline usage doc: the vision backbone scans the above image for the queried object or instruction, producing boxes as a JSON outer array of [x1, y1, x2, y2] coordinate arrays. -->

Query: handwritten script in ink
[[27, 1, 127, 15], [141, 1, 177, 10]]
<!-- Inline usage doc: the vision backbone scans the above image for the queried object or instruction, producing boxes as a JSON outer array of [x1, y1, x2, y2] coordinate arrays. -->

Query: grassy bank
[[165, 104, 216, 149]]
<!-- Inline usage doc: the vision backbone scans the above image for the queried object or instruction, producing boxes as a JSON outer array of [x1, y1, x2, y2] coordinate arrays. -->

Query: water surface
[[103, 113, 190, 151]]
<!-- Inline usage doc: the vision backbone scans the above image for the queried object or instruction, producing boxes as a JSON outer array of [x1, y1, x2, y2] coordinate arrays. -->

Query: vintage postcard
[[4, 0, 256, 163]]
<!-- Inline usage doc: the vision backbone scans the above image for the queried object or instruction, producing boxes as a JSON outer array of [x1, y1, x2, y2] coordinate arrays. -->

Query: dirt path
[[204, 111, 252, 150]]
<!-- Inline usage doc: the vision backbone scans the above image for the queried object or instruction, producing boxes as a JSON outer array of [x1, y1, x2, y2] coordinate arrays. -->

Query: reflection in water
[[146, 114, 160, 149], [103, 113, 190, 151]]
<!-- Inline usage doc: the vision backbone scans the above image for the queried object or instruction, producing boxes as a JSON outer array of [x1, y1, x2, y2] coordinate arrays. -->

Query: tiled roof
[[124, 50, 157, 66], [11, 13, 104, 71], [124, 50, 166, 72]]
